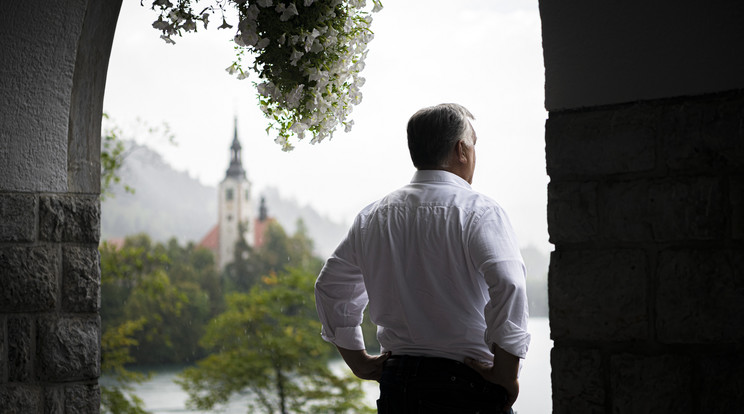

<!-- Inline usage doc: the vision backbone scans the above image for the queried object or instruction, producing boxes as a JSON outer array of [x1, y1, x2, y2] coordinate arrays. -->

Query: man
[[315, 103, 530, 413]]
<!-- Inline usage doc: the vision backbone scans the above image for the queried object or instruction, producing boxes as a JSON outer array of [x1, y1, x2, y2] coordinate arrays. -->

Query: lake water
[[113, 317, 552, 413]]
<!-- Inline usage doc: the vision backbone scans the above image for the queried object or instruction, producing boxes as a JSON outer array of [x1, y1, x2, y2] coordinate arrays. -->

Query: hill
[[101, 142, 347, 257]]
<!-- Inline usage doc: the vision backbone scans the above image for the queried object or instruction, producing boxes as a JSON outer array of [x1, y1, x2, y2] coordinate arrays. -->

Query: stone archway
[[0, 1, 122, 411]]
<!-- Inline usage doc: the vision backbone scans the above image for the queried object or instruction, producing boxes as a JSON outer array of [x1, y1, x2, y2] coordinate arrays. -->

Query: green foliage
[[100, 235, 223, 365], [101, 113, 134, 201], [100, 318, 150, 414], [224, 219, 323, 293], [178, 268, 373, 414]]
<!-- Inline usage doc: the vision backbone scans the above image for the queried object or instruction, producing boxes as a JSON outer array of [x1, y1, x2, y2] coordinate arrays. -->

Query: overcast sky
[[104, 0, 551, 253]]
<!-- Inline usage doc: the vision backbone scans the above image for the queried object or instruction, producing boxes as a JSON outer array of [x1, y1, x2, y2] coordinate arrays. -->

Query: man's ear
[[456, 140, 468, 163]]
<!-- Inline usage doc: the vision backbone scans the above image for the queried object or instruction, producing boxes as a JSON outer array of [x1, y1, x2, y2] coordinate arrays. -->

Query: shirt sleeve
[[314, 217, 368, 351], [468, 207, 531, 359]]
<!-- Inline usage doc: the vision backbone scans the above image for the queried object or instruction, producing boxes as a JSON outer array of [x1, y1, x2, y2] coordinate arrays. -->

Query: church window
[[226, 189, 234, 200]]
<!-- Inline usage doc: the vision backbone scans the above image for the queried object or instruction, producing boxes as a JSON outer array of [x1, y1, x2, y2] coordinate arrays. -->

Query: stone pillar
[[0, 0, 121, 412], [540, 1, 744, 412]]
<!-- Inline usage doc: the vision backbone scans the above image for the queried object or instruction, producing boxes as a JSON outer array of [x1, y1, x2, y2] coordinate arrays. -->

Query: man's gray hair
[[407, 103, 475, 170]]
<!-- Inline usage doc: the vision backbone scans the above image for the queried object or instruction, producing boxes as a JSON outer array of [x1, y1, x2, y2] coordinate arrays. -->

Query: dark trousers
[[377, 355, 514, 414]]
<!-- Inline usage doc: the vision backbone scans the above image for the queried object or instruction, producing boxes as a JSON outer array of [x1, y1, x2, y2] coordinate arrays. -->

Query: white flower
[[289, 49, 304, 66], [256, 38, 270, 49], [257, 0, 273, 7], [278, 33, 286, 44], [290, 121, 308, 134], [152, 19, 169, 30], [160, 34, 176, 44], [234, 33, 246, 47], [278, 2, 299, 21], [372, 1, 383, 12], [225, 64, 238, 75], [344, 120, 354, 133], [304, 0, 314, 6], [286, 84, 305, 108], [241, 30, 259, 47], [182, 19, 197, 32], [256, 82, 270, 96]]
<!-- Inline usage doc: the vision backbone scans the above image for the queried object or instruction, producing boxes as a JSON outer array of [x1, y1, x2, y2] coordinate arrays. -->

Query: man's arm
[[336, 346, 391, 381], [465, 345, 520, 408]]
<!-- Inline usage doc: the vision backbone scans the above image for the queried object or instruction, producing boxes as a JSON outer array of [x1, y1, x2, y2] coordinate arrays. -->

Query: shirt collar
[[411, 169, 472, 190]]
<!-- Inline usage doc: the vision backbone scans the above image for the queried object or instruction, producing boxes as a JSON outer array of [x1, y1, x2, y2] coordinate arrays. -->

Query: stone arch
[[0, 0, 122, 411]]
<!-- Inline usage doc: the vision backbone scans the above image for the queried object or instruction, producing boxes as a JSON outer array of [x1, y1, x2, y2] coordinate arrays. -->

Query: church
[[199, 119, 272, 271]]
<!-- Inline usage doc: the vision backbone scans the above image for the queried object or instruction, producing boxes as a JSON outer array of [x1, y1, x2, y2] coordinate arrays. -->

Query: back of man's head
[[407, 103, 475, 170]]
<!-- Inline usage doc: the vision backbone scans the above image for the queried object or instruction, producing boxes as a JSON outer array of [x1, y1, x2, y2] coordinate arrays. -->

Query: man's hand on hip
[[464, 344, 521, 411], [336, 346, 391, 381]]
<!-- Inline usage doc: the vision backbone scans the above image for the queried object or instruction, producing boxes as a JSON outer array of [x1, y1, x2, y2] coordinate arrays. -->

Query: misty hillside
[[101, 142, 348, 257]]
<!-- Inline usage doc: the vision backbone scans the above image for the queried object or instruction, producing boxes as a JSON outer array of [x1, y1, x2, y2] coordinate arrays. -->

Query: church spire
[[226, 116, 247, 179]]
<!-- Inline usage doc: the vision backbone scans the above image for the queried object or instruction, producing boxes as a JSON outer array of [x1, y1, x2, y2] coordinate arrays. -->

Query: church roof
[[198, 224, 219, 252]]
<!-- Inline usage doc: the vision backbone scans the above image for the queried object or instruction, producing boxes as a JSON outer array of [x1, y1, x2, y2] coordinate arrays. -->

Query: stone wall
[[0, 195, 102, 412], [547, 90, 744, 413]]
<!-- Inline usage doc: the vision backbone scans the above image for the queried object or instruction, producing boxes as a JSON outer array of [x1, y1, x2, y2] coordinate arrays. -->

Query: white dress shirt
[[315, 170, 530, 362]]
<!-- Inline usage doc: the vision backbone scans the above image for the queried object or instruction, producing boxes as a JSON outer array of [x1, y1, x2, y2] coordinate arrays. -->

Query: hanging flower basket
[[147, 0, 382, 150]]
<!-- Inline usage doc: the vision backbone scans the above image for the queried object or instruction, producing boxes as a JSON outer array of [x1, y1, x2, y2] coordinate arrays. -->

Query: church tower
[[217, 118, 254, 271]]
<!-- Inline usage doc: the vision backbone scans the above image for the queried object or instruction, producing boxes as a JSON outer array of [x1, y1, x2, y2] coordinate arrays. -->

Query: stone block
[[0, 193, 37, 242], [0, 319, 5, 383], [37, 317, 99, 382], [0, 385, 42, 413], [546, 107, 656, 177], [698, 354, 744, 411], [648, 177, 727, 241], [62, 246, 100, 313], [45, 386, 63, 414], [551, 347, 605, 414], [600, 180, 653, 241], [8, 317, 32, 382], [547, 181, 598, 243], [64, 384, 100, 414], [549, 249, 648, 341], [0, 246, 58, 312], [656, 249, 744, 343], [611, 354, 694, 414], [39, 195, 99, 243], [732, 176, 744, 240], [663, 96, 744, 171]]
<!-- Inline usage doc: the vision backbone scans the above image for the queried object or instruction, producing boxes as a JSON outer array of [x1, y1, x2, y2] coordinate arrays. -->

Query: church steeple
[[226, 117, 246, 179]]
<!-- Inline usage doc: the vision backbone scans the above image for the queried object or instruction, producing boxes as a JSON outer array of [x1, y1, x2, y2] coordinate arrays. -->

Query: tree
[[177, 267, 374, 414], [224, 219, 324, 293]]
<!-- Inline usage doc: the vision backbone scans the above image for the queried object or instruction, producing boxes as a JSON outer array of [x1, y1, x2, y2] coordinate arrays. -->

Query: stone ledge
[[0, 245, 58, 313]]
